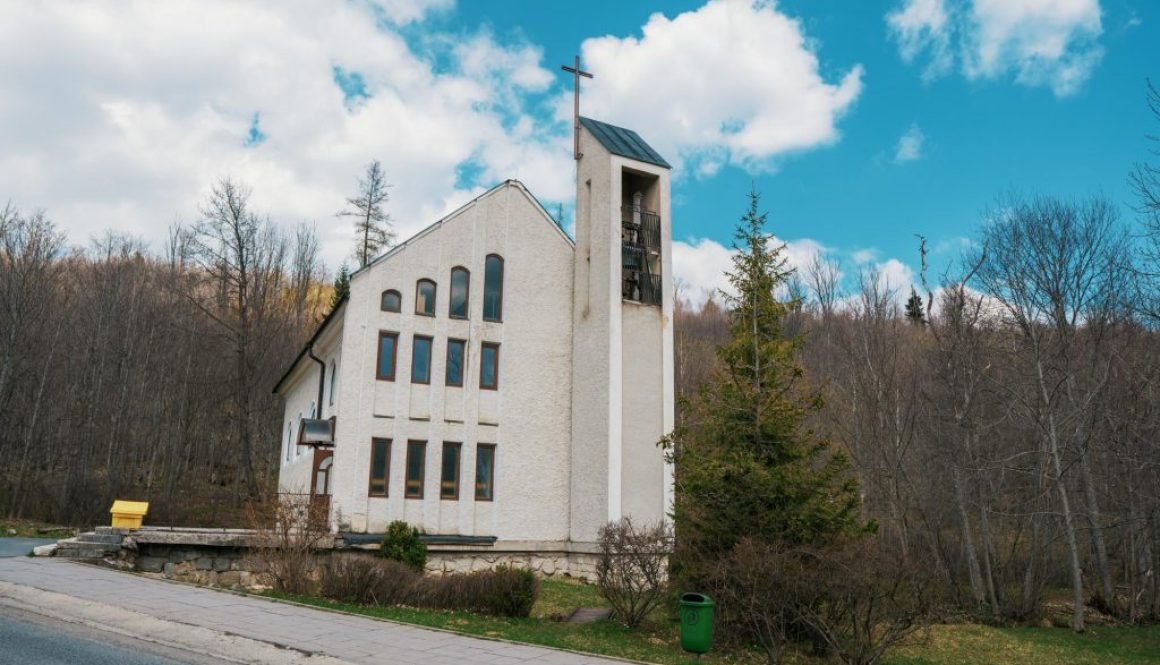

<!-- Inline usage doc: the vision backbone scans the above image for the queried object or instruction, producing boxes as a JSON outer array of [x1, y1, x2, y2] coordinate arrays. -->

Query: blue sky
[[1, 0, 1156, 301], [453, 0, 1158, 292]]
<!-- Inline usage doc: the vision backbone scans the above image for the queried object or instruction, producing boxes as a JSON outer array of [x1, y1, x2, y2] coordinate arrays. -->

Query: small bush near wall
[[319, 556, 391, 604], [596, 518, 672, 628], [246, 494, 332, 595], [460, 566, 539, 617], [318, 556, 539, 618], [380, 521, 427, 571]]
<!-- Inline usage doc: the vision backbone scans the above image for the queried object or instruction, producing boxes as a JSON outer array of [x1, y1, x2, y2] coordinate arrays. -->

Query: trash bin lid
[[680, 592, 713, 605], [110, 500, 149, 516]]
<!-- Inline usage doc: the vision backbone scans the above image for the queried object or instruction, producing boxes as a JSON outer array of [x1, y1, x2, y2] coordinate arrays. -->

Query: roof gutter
[[272, 296, 347, 396], [307, 344, 325, 419]]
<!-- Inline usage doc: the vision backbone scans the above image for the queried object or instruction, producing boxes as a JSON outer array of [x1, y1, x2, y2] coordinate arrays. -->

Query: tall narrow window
[[295, 412, 303, 458], [441, 442, 461, 500], [411, 335, 432, 384], [381, 289, 401, 312], [368, 438, 391, 497], [376, 331, 398, 381], [328, 361, 337, 406], [285, 422, 292, 462], [475, 444, 495, 501], [445, 338, 466, 387], [405, 440, 426, 498], [480, 342, 500, 390], [483, 255, 503, 321], [415, 279, 436, 316], [449, 267, 469, 319]]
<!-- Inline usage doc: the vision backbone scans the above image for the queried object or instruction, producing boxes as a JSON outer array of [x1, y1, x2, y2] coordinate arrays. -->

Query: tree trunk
[[1079, 444, 1115, 610], [952, 465, 987, 606]]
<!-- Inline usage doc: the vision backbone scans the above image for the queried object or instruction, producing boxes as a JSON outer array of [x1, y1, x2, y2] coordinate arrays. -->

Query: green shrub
[[315, 556, 538, 618], [367, 559, 422, 605], [478, 566, 539, 617], [596, 518, 671, 627], [319, 556, 389, 604], [380, 521, 427, 571]]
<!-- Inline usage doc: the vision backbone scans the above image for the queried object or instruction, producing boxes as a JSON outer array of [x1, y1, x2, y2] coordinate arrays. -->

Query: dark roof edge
[[579, 117, 671, 169], [271, 297, 347, 395], [351, 179, 571, 281]]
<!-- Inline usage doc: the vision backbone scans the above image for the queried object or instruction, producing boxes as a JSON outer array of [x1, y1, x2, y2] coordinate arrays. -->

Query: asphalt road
[[0, 606, 232, 665], [0, 538, 56, 558]]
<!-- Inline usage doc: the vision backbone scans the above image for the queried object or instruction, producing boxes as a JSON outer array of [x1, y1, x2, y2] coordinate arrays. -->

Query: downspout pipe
[[307, 344, 325, 419]]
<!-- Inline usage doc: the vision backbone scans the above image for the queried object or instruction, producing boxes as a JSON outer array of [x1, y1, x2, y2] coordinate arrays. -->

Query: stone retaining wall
[[424, 550, 599, 581], [132, 543, 265, 588], [84, 530, 602, 588]]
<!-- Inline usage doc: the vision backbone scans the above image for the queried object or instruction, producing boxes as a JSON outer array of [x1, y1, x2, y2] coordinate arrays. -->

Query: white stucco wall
[[325, 182, 575, 542], [570, 128, 676, 544], [276, 317, 343, 495], [570, 129, 617, 544], [618, 158, 674, 527], [276, 134, 673, 550]]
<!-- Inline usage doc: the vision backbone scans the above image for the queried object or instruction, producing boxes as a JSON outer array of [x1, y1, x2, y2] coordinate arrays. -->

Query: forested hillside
[[674, 191, 1160, 623], [0, 179, 327, 526]]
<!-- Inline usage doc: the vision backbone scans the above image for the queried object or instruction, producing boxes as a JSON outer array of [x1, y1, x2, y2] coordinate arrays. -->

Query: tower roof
[[579, 117, 671, 169]]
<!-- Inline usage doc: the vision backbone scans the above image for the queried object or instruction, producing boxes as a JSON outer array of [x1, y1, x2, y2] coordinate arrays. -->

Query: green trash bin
[[679, 592, 714, 654]]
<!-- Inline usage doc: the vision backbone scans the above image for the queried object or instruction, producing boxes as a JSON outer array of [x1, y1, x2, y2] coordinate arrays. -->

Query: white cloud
[[886, 0, 1104, 97], [374, 0, 454, 25], [893, 123, 926, 163], [0, 1, 571, 268], [871, 258, 917, 294], [673, 235, 826, 307], [887, 0, 953, 79], [674, 238, 737, 305], [0, 1, 869, 271], [575, 0, 864, 174]]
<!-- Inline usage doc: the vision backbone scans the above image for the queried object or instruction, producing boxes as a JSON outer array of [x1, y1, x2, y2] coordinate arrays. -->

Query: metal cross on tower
[[561, 55, 593, 161]]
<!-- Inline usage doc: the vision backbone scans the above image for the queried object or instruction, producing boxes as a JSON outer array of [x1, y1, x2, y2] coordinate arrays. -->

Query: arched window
[[483, 254, 503, 321], [415, 279, 436, 316], [449, 267, 469, 319], [381, 289, 401, 312]]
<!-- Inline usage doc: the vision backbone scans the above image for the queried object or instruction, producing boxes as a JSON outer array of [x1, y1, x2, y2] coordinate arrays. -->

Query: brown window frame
[[445, 338, 466, 387], [480, 342, 500, 390], [368, 438, 391, 497], [411, 334, 433, 385], [483, 254, 504, 322], [380, 289, 401, 312], [440, 442, 462, 500], [415, 279, 436, 317], [404, 440, 426, 499], [376, 331, 399, 381], [475, 443, 496, 502], [449, 266, 470, 319]]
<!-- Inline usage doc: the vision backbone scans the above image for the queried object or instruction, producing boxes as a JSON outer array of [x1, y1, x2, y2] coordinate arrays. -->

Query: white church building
[[274, 118, 674, 575]]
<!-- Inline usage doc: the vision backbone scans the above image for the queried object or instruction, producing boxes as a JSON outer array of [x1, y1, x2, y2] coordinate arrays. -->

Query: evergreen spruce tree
[[904, 287, 925, 326], [330, 264, 350, 311], [666, 189, 864, 575]]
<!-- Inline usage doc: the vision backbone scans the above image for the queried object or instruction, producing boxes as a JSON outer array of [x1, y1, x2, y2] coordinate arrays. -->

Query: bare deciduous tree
[[340, 160, 394, 268]]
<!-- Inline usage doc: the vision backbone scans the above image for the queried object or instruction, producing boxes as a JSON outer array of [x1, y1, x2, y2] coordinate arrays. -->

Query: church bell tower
[[569, 117, 675, 544]]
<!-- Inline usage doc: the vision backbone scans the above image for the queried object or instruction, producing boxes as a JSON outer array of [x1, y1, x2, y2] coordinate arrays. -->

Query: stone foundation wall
[[131, 543, 266, 589], [424, 550, 599, 581], [104, 539, 600, 588]]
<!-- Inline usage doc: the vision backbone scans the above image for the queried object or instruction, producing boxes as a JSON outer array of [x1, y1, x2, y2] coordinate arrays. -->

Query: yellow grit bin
[[109, 500, 149, 529]]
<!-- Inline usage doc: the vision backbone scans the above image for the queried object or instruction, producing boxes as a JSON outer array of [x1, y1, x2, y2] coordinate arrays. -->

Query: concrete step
[[76, 532, 124, 545], [55, 537, 121, 559]]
